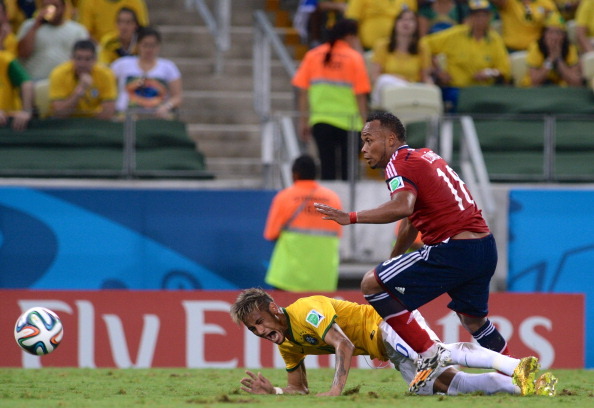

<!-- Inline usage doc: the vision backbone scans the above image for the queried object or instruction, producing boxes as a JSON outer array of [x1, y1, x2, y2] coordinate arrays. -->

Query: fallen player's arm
[[240, 364, 309, 395], [317, 323, 355, 396]]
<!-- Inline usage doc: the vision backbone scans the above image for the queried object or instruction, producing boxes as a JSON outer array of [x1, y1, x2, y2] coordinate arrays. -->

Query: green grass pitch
[[0, 368, 592, 407]]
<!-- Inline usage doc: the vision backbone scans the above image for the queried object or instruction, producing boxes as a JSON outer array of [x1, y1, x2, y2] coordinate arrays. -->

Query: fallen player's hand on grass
[[240, 370, 274, 394]]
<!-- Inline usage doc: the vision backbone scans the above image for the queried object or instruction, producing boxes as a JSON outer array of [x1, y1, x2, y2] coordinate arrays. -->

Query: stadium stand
[[0, 118, 211, 178], [407, 86, 594, 182]]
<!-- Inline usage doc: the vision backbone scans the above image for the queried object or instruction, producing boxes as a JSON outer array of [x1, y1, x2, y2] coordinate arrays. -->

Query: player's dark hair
[[138, 26, 162, 44], [72, 39, 96, 55], [230, 288, 275, 325], [366, 111, 406, 142], [292, 154, 317, 180], [324, 18, 358, 66]]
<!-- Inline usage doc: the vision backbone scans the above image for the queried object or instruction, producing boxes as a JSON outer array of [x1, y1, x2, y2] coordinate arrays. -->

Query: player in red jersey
[[315, 111, 510, 393]]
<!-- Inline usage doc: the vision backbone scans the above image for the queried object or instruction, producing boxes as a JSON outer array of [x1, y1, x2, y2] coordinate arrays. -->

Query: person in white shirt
[[110, 26, 182, 119], [16, 0, 88, 80]]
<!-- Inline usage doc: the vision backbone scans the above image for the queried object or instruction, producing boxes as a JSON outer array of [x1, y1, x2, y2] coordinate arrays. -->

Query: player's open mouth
[[268, 331, 282, 344]]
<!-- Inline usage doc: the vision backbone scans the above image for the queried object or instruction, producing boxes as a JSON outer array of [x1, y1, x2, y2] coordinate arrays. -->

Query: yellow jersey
[[422, 24, 511, 87], [98, 31, 137, 65], [78, 0, 149, 41], [496, 0, 560, 51], [279, 296, 387, 370], [49, 61, 117, 117], [346, 0, 418, 49], [522, 41, 580, 86], [576, 0, 594, 38], [0, 50, 29, 112], [371, 38, 431, 83]]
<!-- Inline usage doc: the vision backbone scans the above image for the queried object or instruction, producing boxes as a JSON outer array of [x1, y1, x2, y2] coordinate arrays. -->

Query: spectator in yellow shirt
[[49, 39, 116, 119], [521, 13, 583, 87], [0, 50, 33, 130], [491, 0, 561, 52], [98, 7, 141, 65], [369, 9, 433, 107], [553, 0, 579, 22], [424, 0, 510, 86], [345, 0, 417, 50], [422, 0, 510, 111], [0, 1, 17, 55], [575, 0, 594, 54], [78, 0, 148, 43]]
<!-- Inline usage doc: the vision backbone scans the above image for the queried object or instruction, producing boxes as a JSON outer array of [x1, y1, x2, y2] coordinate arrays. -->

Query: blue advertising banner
[[508, 189, 594, 368], [0, 187, 276, 290]]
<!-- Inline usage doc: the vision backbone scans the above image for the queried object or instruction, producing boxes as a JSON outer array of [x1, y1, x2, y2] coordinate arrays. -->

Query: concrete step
[[177, 90, 294, 124], [158, 25, 303, 60], [174, 58, 293, 93], [187, 123, 262, 158], [147, 0, 269, 27], [204, 157, 264, 181], [143, 0, 299, 183]]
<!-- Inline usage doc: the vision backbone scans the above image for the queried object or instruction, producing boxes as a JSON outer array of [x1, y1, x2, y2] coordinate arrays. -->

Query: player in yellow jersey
[[230, 288, 558, 397]]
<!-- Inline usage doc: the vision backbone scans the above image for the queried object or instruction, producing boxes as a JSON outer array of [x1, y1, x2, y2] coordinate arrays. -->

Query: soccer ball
[[14, 307, 64, 356]]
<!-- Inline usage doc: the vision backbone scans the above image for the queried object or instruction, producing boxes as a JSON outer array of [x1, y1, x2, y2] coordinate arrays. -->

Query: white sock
[[419, 342, 439, 359], [447, 371, 520, 395], [441, 342, 520, 376]]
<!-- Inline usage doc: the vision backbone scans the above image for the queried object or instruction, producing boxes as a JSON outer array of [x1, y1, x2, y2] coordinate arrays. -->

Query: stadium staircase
[[146, 0, 303, 185]]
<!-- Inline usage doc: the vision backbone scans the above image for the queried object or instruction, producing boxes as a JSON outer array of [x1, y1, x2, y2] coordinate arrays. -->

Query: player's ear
[[268, 302, 280, 315], [386, 130, 397, 147]]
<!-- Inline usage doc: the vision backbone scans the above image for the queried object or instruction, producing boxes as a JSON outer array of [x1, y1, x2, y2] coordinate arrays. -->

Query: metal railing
[[253, 10, 297, 120], [253, 10, 299, 189], [439, 113, 594, 183], [185, 0, 231, 74]]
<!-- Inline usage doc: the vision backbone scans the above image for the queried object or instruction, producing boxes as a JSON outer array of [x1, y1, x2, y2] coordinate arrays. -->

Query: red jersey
[[385, 146, 489, 245]]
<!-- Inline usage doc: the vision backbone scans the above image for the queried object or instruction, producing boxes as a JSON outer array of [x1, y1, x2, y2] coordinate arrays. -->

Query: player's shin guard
[[472, 319, 510, 356]]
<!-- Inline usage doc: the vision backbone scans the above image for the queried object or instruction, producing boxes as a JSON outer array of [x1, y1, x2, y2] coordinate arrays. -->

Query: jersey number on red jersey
[[436, 165, 475, 211]]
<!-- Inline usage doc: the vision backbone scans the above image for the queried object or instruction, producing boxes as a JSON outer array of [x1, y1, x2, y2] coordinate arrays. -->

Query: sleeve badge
[[305, 310, 325, 328], [388, 176, 404, 192]]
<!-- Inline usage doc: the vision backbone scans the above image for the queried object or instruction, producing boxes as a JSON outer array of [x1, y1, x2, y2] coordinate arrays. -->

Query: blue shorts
[[374, 234, 497, 317]]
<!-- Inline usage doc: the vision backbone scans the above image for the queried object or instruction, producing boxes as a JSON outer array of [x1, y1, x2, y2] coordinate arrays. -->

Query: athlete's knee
[[457, 313, 487, 333], [360, 269, 381, 295]]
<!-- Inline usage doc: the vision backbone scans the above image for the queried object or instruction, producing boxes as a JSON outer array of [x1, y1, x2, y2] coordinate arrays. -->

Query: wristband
[[349, 211, 358, 224], [273, 386, 283, 394]]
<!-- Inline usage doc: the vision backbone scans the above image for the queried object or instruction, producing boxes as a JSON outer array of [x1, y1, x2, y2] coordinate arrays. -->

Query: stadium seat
[[509, 51, 528, 87], [34, 79, 50, 118], [378, 83, 443, 125]]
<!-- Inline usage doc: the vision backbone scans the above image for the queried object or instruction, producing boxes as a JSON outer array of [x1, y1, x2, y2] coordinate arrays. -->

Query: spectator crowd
[[291, 0, 593, 179], [294, 0, 594, 105], [0, 0, 183, 131]]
